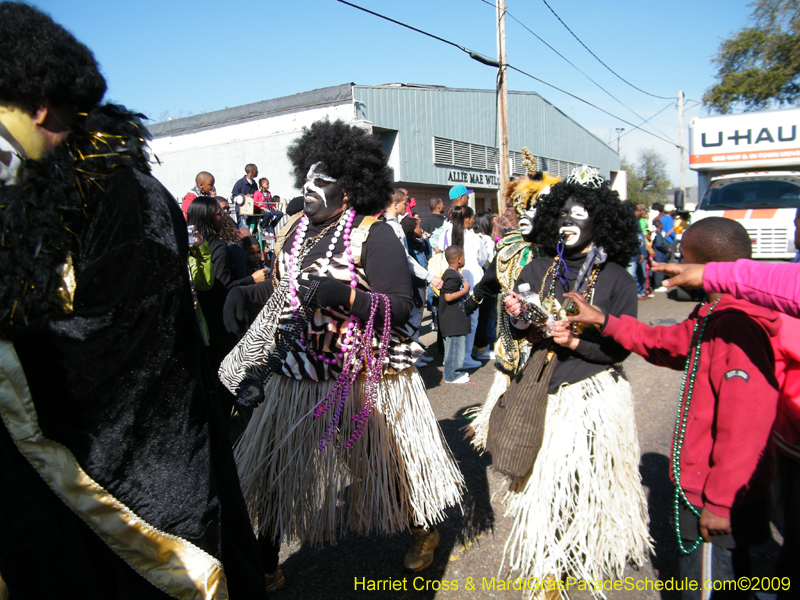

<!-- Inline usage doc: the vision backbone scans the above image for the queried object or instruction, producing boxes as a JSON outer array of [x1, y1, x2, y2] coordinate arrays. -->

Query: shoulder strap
[[274, 212, 303, 258], [350, 215, 378, 266]]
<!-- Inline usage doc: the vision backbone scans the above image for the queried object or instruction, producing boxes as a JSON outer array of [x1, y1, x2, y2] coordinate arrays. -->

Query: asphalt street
[[271, 292, 782, 599]]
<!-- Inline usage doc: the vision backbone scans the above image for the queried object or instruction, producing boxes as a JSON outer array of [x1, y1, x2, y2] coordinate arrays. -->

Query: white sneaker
[[445, 373, 470, 384], [461, 357, 482, 370], [654, 287, 668, 292]]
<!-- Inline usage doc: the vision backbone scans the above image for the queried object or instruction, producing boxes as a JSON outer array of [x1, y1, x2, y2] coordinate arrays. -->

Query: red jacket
[[704, 260, 800, 464], [603, 296, 780, 518]]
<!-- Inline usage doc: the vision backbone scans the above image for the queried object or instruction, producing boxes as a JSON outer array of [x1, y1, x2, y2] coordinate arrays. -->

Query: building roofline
[[148, 83, 355, 137]]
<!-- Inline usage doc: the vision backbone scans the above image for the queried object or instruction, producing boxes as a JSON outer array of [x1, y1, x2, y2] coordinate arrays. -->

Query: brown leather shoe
[[265, 567, 285, 592], [403, 526, 439, 572]]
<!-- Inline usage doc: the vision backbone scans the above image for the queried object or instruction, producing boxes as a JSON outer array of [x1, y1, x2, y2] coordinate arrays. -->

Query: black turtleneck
[[512, 253, 637, 392]]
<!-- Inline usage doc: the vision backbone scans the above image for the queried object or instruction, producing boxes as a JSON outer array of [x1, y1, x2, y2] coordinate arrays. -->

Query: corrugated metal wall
[[354, 85, 619, 185]]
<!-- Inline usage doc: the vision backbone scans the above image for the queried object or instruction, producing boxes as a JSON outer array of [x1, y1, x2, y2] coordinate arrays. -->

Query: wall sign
[[445, 168, 500, 189]]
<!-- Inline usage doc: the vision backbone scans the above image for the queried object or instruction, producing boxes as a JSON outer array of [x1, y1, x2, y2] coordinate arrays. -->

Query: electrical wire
[[477, 0, 678, 144], [336, 0, 680, 148], [539, 0, 675, 100], [618, 101, 675, 141]]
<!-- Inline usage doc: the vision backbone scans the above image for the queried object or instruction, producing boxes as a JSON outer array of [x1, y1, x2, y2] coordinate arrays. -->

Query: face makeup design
[[557, 197, 593, 252], [519, 206, 536, 236], [302, 162, 345, 222], [303, 162, 338, 208]]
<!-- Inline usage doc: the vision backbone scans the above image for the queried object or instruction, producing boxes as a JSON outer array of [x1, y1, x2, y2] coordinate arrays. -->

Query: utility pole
[[497, 0, 509, 214], [615, 127, 625, 154], [678, 89, 686, 201]]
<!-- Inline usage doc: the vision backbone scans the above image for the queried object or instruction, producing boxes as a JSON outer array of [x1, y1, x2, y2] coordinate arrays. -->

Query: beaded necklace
[[538, 254, 601, 327], [314, 293, 392, 450], [287, 208, 358, 311], [672, 297, 721, 554]]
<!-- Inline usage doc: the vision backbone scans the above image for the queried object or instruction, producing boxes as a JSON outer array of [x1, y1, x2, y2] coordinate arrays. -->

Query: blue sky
[[32, 0, 755, 185]]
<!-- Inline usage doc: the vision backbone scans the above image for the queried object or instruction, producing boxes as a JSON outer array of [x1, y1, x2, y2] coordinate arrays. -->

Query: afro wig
[[0, 2, 106, 113], [287, 120, 393, 215], [532, 180, 640, 266]]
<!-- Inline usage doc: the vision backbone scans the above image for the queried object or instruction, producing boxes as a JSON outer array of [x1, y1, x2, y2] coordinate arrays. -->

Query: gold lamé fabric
[[0, 340, 228, 600]]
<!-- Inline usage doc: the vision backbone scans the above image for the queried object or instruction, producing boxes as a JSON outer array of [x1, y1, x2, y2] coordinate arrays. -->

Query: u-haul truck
[[689, 108, 800, 259]]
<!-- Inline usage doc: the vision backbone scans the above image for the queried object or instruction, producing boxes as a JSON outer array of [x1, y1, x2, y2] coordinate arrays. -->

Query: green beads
[[672, 299, 720, 555]]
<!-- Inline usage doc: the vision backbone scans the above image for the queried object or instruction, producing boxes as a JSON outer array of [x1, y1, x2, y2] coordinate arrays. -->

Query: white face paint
[[559, 226, 582, 245], [570, 206, 589, 220], [519, 206, 536, 235], [303, 162, 338, 207]]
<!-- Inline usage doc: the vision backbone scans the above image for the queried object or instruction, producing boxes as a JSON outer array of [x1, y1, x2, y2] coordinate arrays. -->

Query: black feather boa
[[0, 104, 153, 334]]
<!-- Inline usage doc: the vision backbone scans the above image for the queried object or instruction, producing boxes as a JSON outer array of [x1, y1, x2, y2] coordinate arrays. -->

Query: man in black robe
[[0, 4, 265, 598]]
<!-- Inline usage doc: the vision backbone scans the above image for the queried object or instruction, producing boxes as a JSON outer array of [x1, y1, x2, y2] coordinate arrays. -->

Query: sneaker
[[444, 373, 470, 384], [654, 286, 668, 292], [461, 357, 482, 370], [404, 526, 439, 572], [474, 348, 495, 360], [264, 567, 285, 592]]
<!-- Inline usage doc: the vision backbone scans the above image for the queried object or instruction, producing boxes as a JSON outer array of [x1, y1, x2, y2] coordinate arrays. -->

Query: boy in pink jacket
[[563, 217, 780, 598]]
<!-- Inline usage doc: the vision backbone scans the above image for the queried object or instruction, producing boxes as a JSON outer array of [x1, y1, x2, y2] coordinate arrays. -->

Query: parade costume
[[467, 158, 560, 448], [219, 122, 463, 557], [468, 167, 650, 598], [0, 105, 265, 599]]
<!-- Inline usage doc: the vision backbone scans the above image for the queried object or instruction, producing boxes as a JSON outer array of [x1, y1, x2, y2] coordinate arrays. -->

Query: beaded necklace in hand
[[538, 254, 601, 329], [672, 297, 721, 554]]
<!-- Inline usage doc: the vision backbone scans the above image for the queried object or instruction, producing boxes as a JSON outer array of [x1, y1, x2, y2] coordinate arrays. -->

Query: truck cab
[[689, 108, 800, 260]]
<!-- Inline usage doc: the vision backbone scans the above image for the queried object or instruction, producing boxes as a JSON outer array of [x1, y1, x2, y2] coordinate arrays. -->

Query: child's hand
[[462, 278, 470, 292], [652, 262, 706, 289], [699, 507, 731, 542], [552, 321, 579, 350], [503, 291, 524, 318], [563, 292, 605, 326]]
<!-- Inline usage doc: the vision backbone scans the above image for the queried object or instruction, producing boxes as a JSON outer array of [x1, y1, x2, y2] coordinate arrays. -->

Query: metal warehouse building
[[148, 82, 621, 217]]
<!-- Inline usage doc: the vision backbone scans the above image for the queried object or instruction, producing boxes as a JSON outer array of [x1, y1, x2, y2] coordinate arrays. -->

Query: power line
[[476, 0, 678, 144], [618, 101, 675, 141], [539, 0, 675, 100], [336, 0, 679, 148]]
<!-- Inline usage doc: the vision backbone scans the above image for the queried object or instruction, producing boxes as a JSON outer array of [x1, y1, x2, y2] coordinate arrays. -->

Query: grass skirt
[[234, 368, 463, 546], [500, 370, 651, 597], [466, 368, 509, 452]]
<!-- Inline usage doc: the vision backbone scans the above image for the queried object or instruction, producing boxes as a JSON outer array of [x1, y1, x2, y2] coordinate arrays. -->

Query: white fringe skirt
[[500, 370, 651, 597], [234, 368, 464, 546]]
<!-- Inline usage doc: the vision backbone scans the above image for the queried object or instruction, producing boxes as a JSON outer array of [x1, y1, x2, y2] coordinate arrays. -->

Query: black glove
[[223, 287, 248, 336], [464, 295, 482, 315], [298, 274, 352, 310], [236, 380, 264, 408]]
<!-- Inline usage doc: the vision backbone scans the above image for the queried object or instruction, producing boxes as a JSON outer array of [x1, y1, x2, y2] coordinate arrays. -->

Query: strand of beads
[[344, 293, 391, 448], [314, 293, 391, 450], [672, 298, 720, 555], [319, 209, 356, 279], [287, 215, 310, 311]]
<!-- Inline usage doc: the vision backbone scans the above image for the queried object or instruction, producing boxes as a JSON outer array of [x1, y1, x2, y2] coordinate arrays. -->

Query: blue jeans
[[443, 335, 466, 381], [627, 257, 646, 296]]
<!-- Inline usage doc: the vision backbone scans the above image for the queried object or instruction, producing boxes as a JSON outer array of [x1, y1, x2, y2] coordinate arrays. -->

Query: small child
[[439, 245, 471, 384], [563, 217, 781, 597]]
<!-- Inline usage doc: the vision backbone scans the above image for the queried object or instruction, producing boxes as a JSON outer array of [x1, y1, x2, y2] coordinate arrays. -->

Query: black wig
[[532, 180, 639, 266], [287, 120, 393, 215], [0, 2, 106, 113]]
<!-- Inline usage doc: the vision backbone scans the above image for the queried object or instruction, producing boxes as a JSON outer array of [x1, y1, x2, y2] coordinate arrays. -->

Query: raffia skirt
[[233, 367, 464, 546], [469, 369, 651, 598]]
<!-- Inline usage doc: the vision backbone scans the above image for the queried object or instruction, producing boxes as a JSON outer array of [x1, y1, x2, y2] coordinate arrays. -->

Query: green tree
[[704, 0, 800, 113], [622, 149, 672, 208]]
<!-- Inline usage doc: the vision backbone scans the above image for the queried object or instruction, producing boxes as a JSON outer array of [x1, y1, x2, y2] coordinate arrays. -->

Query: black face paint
[[557, 197, 593, 254]]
